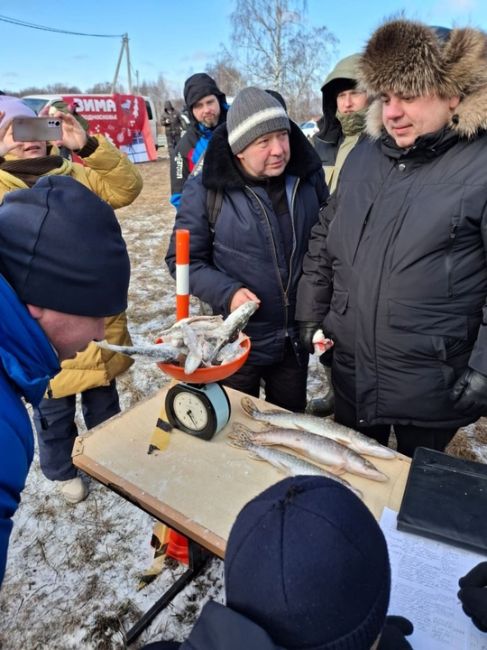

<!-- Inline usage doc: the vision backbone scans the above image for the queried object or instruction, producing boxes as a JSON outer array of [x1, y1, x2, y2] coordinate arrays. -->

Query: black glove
[[377, 616, 414, 649], [450, 368, 487, 414], [299, 321, 322, 354], [458, 562, 487, 632]]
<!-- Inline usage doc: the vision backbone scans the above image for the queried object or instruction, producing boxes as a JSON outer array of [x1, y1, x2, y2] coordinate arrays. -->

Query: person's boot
[[57, 477, 88, 504]]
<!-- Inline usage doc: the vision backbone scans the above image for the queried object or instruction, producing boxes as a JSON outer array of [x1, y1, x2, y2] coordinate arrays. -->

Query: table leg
[[125, 540, 211, 645]]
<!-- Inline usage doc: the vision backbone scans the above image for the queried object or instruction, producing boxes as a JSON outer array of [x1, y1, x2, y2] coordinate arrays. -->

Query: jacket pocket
[[330, 289, 349, 314], [388, 299, 468, 340]]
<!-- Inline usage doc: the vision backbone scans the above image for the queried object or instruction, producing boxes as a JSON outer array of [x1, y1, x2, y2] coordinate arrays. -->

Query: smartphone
[[12, 117, 62, 142]]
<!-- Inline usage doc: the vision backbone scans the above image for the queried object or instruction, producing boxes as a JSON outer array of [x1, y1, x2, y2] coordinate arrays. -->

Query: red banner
[[61, 94, 156, 162]]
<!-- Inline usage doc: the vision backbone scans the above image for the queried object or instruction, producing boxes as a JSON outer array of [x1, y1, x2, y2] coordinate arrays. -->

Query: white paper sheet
[[380, 508, 487, 650]]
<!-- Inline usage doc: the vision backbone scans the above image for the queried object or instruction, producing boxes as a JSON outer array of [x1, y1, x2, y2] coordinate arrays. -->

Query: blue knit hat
[[225, 476, 391, 649], [0, 176, 130, 317]]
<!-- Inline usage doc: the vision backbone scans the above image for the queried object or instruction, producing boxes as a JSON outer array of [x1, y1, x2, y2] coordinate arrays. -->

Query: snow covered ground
[[0, 158, 484, 649]]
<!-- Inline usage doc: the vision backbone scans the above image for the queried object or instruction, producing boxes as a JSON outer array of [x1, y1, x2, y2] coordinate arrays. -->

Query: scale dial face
[[172, 392, 209, 432]]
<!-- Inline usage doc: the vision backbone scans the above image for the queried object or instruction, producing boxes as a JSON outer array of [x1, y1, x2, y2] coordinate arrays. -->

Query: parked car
[[299, 120, 319, 140]]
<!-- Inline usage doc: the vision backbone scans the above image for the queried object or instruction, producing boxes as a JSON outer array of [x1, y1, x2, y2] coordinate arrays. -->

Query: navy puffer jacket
[[166, 122, 328, 365]]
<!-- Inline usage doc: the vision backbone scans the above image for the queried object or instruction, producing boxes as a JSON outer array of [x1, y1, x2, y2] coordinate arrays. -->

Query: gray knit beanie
[[227, 87, 290, 154]]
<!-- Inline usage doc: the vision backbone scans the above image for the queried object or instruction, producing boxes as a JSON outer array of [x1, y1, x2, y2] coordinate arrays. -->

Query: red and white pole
[[168, 228, 191, 564], [175, 229, 190, 321]]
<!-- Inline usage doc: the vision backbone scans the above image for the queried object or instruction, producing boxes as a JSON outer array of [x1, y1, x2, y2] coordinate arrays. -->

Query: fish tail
[[227, 427, 255, 449], [240, 396, 260, 418]]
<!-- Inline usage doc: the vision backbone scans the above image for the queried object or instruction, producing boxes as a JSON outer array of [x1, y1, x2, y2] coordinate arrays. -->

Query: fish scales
[[228, 429, 363, 498], [240, 396, 396, 459], [232, 421, 388, 482]]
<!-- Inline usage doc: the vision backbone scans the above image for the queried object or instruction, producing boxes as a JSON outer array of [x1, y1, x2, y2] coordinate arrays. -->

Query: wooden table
[[73, 385, 411, 559], [73, 385, 411, 642]]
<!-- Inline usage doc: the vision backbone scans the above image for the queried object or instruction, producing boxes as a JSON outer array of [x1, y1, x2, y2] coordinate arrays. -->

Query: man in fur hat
[[296, 19, 487, 457]]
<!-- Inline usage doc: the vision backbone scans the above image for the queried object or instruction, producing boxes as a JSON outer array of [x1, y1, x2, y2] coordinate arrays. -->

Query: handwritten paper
[[380, 508, 487, 650]]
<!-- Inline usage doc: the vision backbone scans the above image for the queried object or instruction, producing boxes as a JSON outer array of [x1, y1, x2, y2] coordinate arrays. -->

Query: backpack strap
[[206, 188, 224, 232]]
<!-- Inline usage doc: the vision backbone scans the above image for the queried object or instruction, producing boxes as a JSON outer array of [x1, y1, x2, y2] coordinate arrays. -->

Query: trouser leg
[[81, 380, 120, 430], [221, 363, 262, 397], [263, 341, 308, 412], [34, 395, 78, 481], [393, 425, 458, 458]]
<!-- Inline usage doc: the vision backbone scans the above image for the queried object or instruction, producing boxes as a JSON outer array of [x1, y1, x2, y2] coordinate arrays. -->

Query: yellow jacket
[[0, 135, 142, 397]]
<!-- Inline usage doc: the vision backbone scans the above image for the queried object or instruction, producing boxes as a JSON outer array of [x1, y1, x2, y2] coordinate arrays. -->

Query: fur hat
[[225, 476, 391, 649], [227, 87, 290, 155], [0, 176, 130, 317], [360, 19, 487, 138]]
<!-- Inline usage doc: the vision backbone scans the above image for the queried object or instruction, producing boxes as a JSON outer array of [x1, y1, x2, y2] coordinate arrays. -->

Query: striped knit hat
[[227, 87, 290, 154]]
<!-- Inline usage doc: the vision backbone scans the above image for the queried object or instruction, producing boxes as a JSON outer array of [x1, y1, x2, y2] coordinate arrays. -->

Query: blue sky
[[1, 0, 484, 96]]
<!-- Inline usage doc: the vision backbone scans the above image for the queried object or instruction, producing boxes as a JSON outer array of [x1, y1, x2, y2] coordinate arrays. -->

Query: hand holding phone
[[12, 117, 63, 142]]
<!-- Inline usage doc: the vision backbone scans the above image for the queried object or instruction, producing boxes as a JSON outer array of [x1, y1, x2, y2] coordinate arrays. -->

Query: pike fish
[[231, 422, 388, 482], [96, 340, 184, 363], [228, 428, 363, 498], [240, 397, 396, 459], [208, 301, 259, 363]]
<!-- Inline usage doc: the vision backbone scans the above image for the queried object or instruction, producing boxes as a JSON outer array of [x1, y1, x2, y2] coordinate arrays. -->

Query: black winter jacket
[[141, 601, 284, 650], [166, 122, 328, 366], [296, 127, 487, 428]]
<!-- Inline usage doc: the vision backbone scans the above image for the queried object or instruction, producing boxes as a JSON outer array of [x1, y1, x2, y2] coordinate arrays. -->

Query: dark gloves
[[458, 562, 487, 632], [450, 368, 487, 414], [299, 321, 322, 354], [377, 616, 414, 649]]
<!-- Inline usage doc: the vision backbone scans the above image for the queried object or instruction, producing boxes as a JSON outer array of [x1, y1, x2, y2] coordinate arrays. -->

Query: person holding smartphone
[[0, 95, 142, 505]]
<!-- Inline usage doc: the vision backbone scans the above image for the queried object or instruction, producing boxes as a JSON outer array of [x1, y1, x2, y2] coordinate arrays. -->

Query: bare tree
[[17, 83, 83, 96], [228, 0, 337, 120], [137, 74, 171, 120], [206, 58, 248, 99], [85, 81, 114, 94]]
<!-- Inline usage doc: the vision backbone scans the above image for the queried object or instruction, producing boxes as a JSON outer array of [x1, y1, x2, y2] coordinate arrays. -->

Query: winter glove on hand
[[458, 562, 487, 632], [299, 321, 321, 354], [450, 368, 487, 414], [377, 616, 414, 649]]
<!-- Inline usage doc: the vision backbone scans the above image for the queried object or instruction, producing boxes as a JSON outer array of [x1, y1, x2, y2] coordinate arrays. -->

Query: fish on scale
[[96, 301, 259, 373], [240, 396, 396, 459], [231, 422, 388, 482]]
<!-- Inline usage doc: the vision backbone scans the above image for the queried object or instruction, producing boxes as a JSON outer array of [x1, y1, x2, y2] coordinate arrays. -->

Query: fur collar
[[202, 121, 322, 190]]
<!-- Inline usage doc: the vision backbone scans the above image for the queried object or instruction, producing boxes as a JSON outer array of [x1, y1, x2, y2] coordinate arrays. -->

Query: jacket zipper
[[246, 186, 289, 331], [446, 219, 459, 297]]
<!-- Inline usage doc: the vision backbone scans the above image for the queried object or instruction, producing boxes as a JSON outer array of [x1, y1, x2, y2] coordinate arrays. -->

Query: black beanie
[[0, 176, 130, 317], [225, 476, 391, 650], [183, 72, 226, 109]]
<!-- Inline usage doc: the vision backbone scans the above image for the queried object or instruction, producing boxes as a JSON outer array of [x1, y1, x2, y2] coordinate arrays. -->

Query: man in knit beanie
[[166, 87, 328, 413], [296, 19, 487, 458], [142, 476, 413, 649], [0, 175, 130, 585]]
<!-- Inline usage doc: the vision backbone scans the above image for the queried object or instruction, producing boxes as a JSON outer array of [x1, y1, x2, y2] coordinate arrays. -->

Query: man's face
[[27, 305, 105, 361], [381, 91, 460, 148], [336, 89, 368, 114], [192, 94, 221, 128], [236, 130, 290, 178]]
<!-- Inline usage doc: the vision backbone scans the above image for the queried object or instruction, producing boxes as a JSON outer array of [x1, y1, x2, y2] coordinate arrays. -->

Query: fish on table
[[227, 428, 363, 499], [231, 422, 389, 483], [240, 396, 396, 459]]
